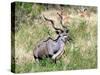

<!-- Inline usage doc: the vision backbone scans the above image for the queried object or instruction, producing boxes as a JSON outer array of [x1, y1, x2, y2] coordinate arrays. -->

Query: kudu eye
[[61, 30, 64, 33]]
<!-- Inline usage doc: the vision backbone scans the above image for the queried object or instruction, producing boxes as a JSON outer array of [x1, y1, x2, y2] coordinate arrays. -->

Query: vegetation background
[[11, 2, 97, 73]]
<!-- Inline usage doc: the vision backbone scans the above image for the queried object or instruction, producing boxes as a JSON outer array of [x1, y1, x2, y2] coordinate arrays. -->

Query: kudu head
[[43, 12, 72, 43]]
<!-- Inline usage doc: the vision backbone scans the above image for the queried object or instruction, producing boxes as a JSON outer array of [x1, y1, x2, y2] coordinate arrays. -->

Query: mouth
[[67, 36, 72, 42]]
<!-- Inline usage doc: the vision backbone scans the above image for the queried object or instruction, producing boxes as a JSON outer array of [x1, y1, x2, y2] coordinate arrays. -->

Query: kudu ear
[[56, 30, 64, 34], [56, 30, 62, 34], [66, 29, 69, 33], [56, 30, 60, 34]]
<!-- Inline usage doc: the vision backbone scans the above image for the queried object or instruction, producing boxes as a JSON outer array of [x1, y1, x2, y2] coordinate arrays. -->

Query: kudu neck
[[55, 35, 65, 43]]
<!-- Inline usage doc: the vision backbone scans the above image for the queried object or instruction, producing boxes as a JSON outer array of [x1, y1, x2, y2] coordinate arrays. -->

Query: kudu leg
[[56, 50, 65, 60]]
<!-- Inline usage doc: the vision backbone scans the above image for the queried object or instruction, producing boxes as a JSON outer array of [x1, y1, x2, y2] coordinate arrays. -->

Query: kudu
[[33, 12, 71, 63]]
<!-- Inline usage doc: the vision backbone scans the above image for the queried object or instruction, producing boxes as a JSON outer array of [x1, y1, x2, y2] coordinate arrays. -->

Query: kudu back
[[33, 12, 71, 63]]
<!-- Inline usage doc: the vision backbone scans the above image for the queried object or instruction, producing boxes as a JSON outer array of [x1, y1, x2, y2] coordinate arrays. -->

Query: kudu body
[[33, 12, 71, 63]]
